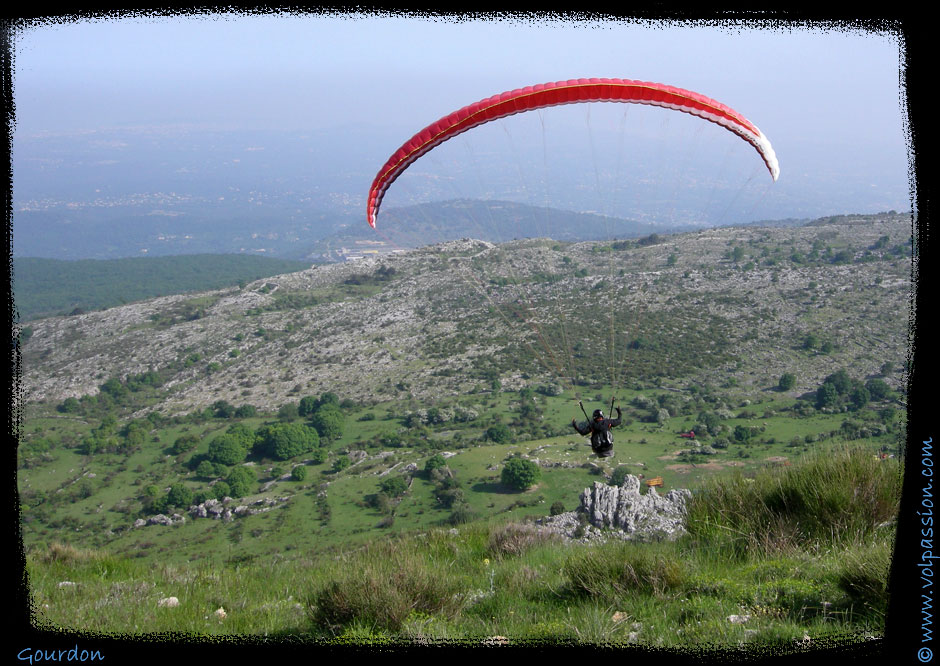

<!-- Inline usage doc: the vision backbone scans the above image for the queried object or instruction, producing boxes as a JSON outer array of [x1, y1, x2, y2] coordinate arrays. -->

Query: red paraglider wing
[[366, 78, 779, 228]]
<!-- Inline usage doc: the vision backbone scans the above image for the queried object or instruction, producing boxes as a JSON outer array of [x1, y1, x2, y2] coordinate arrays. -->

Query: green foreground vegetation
[[17, 216, 910, 649], [26, 446, 895, 649], [20, 368, 902, 649]]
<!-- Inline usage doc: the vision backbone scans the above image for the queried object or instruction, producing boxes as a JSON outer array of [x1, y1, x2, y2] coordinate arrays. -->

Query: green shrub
[[225, 466, 256, 498], [485, 423, 512, 444], [446, 503, 478, 526], [256, 422, 319, 461], [563, 542, 685, 601], [488, 522, 560, 559], [170, 434, 199, 456], [310, 404, 345, 441], [196, 460, 217, 478], [424, 454, 447, 473], [207, 434, 248, 465], [309, 542, 464, 632], [379, 476, 408, 497], [609, 466, 631, 487], [166, 483, 193, 509], [501, 457, 540, 491]]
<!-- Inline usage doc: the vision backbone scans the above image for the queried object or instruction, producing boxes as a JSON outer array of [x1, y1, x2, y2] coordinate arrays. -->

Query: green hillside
[[13, 254, 311, 321], [16, 212, 911, 649]]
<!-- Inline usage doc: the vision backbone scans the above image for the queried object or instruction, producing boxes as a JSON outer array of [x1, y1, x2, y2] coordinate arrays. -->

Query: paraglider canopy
[[367, 77, 779, 229]]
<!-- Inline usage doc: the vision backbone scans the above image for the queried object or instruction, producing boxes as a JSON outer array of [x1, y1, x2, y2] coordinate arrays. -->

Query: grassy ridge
[[13, 254, 311, 321], [26, 446, 896, 648]]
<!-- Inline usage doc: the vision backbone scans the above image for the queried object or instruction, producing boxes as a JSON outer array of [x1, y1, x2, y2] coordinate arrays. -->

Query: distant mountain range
[[13, 199, 856, 322], [308, 199, 813, 261]]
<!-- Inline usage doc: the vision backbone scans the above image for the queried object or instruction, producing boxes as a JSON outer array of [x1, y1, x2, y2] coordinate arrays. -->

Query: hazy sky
[[10, 12, 913, 218], [13, 14, 905, 136]]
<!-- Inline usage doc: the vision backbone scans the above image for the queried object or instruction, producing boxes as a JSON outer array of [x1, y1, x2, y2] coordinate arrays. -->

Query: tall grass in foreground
[[684, 445, 899, 558], [26, 446, 898, 648]]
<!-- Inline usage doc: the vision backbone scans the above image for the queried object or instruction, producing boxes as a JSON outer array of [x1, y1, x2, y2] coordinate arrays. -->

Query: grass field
[[24, 446, 896, 651]]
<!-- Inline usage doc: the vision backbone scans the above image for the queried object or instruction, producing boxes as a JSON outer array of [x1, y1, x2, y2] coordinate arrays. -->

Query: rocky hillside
[[17, 212, 912, 416]]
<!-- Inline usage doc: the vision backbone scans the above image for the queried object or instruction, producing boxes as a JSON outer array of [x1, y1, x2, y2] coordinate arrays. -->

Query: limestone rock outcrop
[[537, 474, 691, 543]]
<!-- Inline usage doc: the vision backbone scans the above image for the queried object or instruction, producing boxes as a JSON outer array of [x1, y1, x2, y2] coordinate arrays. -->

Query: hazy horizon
[[9, 12, 913, 260]]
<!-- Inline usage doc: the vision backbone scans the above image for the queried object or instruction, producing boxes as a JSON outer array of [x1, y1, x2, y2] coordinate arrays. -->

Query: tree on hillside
[[212, 481, 232, 500], [235, 404, 258, 418], [733, 424, 756, 444], [225, 466, 256, 498], [225, 423, 257, 448], [485, 422, 512, 444], [696, 411, 722, 437], [277, 402, 300, 422], [778, 373, 796, 391], [310, 403, 345, 442], [207, 433, 249, 466], [298, 395, 319, 417], [609, 466, 632, 487], [379, 475, 408, 498], [317, 392, 340, 409], [815, 382, 839, 410], [424, 454, 447, 474], [170, 433, 199, 456], [824, 369, 852, 395], [213, 400, 236, 418], [58, 397, 81, 414], [255, 422, 319, 461], [814, 369, 862, 411], [166, 483, 194, 509], [99, 377, 129, 402], [849, 385, 871, 411], [866, 378, 891, 401], [501, 457, 540, 491]]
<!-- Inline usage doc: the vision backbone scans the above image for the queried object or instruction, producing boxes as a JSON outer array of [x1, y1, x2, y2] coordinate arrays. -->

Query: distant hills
[[14, 202, 900, 323], [307, 199, 814, 261], [13, 254, 311, 322]]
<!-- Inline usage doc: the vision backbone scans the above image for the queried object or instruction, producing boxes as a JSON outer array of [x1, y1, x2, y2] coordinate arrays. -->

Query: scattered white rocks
[[348, 450, 369, 463], [158, 597, 179, 608], [192, 496, 290, 521], [133, 496, 291, 528], [21, 219, 911, 412], [134, 513, 186, 528], [377, 462, 402, 477]]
